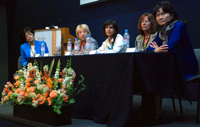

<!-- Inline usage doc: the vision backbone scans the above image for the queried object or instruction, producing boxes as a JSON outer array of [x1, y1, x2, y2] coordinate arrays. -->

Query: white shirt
[[97, 34, 124, 54]]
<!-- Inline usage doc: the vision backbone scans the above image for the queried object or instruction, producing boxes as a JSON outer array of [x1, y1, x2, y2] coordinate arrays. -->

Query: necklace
[[30, 46, 36, 57], [143, 35, 151, 51]]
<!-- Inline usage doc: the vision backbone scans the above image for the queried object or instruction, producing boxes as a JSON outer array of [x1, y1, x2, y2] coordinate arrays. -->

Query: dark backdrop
[[0, 0, 8, 95], [5, 0, 200, 87]]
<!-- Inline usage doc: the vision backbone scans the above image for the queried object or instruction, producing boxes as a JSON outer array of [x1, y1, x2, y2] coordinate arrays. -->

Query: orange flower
[[26, 87, 35, 93], [49, 90, 58, 98], [26, 77, 32, 83], [43, 92, 49, 98], [32, 98, 37, 103], [63, 95, 68, 102], [15, 88, 22, 94], [7, 91, 13, 97], [38, 96, 46, 105], [47, 78, 53, 88], [14, 75, 19, 81], [40, 71, 43, 76], [47, 97, 52, 105], [14, 81, 20, 88], [36, 94, 42, 98], [58, 78, 63, 83], [25, 83, 31, 88], [41, 76, 46, 80], [25, 92, 29, 97]]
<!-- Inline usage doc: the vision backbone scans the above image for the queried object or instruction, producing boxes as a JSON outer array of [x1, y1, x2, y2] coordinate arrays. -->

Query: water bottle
[[41, 41, 45, 56], [74, 38, 79, 55], [67, 39, 72, 55], [123, 29, 130, 52], [85, 34, 91, 54]]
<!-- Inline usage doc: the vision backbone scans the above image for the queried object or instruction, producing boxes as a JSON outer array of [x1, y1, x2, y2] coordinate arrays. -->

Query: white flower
[[32, 100, 39, 108], [37, 84, 42, 90], [35, 70, 41, 81], [4, 96, 8, 101], [43, 65, 49, 72], [43, 87, 49, 93], [60, 93, 66, 98], [2, 91, 6, 96], [57, 89, 61, 94]]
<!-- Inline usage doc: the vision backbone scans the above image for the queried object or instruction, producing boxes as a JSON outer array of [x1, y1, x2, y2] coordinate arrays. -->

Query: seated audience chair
[[171, 49, 200, 124], [186, 49, 200, 124], [18, 56, 22, 70]]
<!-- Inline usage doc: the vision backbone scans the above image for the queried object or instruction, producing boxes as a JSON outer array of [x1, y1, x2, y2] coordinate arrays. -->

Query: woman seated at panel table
[[97, 20, 124, 53], [20, 27, 49, 66], [136, 13, 158, 51], [75, 24, 99, 54], [146, 1, 198, 80]]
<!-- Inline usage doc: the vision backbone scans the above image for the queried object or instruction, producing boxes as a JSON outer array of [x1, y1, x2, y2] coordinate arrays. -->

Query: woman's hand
[[150, 42, 159, 48], [154, 44, 169, 52]]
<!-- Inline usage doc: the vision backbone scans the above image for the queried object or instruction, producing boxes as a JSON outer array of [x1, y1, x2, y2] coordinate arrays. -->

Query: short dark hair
[[102, 20, 119, 43], [137, 13, 158, 35], [153, 1, 179, 26], [23, 27, 35, 36]]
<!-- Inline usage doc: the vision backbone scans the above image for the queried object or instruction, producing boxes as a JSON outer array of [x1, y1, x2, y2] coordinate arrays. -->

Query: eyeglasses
[[141, 20, 150, 23]]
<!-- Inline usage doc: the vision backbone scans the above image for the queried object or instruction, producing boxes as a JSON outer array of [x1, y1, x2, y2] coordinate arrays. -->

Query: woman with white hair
[[76, 24, 98, 54]]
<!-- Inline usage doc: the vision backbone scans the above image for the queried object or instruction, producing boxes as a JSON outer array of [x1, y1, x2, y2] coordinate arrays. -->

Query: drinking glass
[[135, 40, 142, 52], [55, 42, 61, 56]]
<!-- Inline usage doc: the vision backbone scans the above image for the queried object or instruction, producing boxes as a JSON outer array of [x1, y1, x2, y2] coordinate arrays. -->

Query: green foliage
[[49, 58, 55, 77]]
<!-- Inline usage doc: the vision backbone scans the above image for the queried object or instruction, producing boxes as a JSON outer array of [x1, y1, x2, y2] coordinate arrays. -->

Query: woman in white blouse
[[97, 20, 124, 53]]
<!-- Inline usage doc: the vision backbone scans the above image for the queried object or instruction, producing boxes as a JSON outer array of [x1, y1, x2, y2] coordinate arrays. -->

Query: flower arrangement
[[1, 58, 85, 114]]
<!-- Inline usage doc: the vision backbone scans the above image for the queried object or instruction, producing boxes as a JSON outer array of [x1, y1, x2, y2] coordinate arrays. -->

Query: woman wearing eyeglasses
[[136, 13, 158, 51]]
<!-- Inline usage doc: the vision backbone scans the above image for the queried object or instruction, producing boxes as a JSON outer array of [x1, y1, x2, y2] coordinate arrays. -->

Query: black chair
[[171, 94, 183, 114], [186, 49, 200, 124], [18, 56, 22, 70], [171, 49, 200, 124], [160, 94, 183, 115]]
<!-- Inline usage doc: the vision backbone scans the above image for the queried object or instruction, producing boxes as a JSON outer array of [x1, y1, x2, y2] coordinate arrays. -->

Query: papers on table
[[126, 48, 136, 53], [65, 52, 72, 56], [35, 53, 49, 57], [89, 50, 97, 54], [63, 48, 137, 56]]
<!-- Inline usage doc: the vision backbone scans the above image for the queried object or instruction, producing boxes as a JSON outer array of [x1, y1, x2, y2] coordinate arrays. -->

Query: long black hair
[[153, 1, 179, 26], [102, 20, 119, 43]]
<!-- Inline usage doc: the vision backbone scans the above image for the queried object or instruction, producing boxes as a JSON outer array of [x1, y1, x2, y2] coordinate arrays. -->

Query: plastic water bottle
[[41, 41, 45, 56], [67, 39, 72, 55], [123, 29, 130, 52], [85, 34, 91, 54], [74, 38, 79, 55]]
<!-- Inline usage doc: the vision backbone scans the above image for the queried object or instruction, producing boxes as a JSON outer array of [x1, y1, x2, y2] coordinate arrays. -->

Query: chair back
[[194, 49, 200, 74], [18, 56, 22, 70]]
